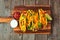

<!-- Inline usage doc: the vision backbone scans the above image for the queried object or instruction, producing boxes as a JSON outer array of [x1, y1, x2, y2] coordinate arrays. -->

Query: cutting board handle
[[0, 17, 13, 23]]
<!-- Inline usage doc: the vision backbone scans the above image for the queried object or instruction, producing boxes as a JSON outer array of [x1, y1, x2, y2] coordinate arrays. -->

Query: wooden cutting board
[[0, 5, 51, 34]]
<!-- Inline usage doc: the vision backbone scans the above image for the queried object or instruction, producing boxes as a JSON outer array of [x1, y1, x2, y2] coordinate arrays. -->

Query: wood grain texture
[[0, 0, 5, 17], [0, 0, 23, 40], [54, 0, 60, 40], [47, 0, 59, 40], [0, 0, 6, 40], [35, 34, 47, 40], [36, 0, 49, 5], [4, 0, 12, 9], [11, 0, 24, 10], [24, 0, 35, 5], [0, 0, 59, 40], [23, 34, 35, 40]]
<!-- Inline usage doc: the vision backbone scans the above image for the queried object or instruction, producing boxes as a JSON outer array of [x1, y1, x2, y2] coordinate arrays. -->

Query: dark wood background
[[0, 0, 59, 40]]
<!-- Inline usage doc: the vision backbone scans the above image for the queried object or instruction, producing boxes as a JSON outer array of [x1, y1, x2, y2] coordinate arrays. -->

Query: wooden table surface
[[0, 0, 59, 40]]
